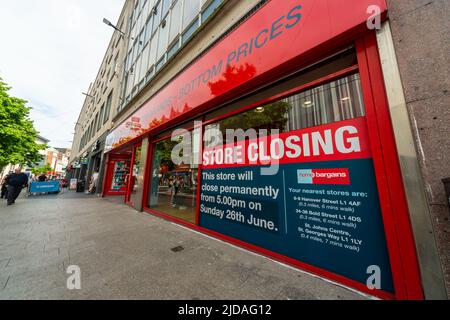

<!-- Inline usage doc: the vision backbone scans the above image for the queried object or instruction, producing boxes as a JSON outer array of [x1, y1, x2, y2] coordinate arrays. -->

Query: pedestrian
[[38, 173, 47, 182], [6, 168, 29, 205], [172, 176, 183, 207], [89, 171, 99, 194], [1, 172, 12, 199]]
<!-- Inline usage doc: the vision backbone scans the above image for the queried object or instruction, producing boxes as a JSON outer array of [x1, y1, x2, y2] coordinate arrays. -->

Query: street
[[0, 191, 365, 300]]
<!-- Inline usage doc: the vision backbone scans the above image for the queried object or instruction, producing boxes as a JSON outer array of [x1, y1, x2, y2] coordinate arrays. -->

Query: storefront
[[103, 0, 424, 299]]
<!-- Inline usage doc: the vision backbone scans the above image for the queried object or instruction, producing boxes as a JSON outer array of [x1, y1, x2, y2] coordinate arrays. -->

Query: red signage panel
[[202, 117, 372, 168], [105, 0, 387, 152]]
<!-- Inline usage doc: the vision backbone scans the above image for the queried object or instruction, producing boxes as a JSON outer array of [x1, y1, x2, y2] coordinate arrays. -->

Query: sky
[[0, 0, 125, 148]]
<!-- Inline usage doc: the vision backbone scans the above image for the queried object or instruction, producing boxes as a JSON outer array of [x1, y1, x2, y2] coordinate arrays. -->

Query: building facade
[[69, 0, 134, 193], [74, 0, 449, 299]]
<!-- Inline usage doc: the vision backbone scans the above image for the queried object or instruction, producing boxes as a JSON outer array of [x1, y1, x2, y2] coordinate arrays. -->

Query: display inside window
[[148, 137, 198, 224], [204, 74, 365, 146], [111, 161, 130, 191]]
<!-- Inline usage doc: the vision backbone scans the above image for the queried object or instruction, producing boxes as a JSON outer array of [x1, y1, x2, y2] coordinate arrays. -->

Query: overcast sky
[[0, 0, 125, 148]]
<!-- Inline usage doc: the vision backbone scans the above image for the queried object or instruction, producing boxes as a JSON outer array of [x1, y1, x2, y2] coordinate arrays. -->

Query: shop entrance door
[[125, 144, 142, 206], [104, 154, 131, 196]]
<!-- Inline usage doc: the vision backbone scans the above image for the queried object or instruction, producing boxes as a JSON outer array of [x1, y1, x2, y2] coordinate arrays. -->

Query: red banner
[[203, 117, 372, 168], [105, 0, 387, 152]]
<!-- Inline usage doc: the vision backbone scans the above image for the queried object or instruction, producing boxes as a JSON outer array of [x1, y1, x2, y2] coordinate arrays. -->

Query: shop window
[[148, 132, 199, 224], [111, 160, 130, 192], [204, 74, 365, 146]]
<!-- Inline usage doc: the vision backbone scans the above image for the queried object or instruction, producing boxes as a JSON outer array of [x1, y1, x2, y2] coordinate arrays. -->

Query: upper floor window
[[120, 0, 225, 108]]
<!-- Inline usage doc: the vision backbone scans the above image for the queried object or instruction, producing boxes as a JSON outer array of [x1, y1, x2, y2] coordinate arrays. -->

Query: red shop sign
[[105, 0, 387, 152]]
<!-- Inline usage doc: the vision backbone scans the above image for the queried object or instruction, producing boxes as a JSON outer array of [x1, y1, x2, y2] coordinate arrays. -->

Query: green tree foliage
[[0, 77, 46, 172], [31, 164, 53, 175]]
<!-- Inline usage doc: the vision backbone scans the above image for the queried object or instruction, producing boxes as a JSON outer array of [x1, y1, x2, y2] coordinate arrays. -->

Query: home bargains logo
[[297, 169, 350, 185]]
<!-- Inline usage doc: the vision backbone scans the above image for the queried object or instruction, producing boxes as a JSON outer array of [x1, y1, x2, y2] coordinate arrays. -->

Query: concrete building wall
[[386, 0, 450, 295], [113, 0, 262, 126]]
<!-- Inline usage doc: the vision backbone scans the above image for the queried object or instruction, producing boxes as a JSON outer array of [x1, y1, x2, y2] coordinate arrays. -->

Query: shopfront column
[[133, 137, 149, 212], [97, 153, 108, 195]]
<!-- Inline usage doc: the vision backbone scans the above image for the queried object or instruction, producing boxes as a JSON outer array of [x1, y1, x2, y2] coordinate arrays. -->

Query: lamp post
[[103, 17, 141, 44], [103, 18, 133, 40], [82, 92, 94, 99]]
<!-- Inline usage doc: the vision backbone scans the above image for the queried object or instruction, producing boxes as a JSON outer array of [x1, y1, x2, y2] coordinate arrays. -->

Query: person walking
[[6, 168, 28, 205], [89, 171, 99, 194], [1, 172, 12, 199]]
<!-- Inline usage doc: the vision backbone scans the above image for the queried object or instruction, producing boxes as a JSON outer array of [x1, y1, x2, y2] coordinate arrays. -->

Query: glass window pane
[[104, 91, 113, 124], [147, 0, 156, 12], [142, 0, 150, 20], [130, 22, 138, 40], [202, 0, 222, 23], [134, 55, 142, 87], [136, 12, 144, 35], [94, 113, 99, 132], [156, 19, 169, 60], [148, 136, 198, 224], [182, 0, 200, 29], [132, 41, 138, 63], [144, 16, 153, 44], [167, 40, 179, 60], [148, 32, 158, 67], [205, 74, 365, 144], [181, 18, 199, 44], [155, 56, 166, 72], [162, 0, 171, 18], [140, 43, 150, 78], [152, 0, 162, 34], [125, 72, 133, 97], [169, 0, 182, 44], [125, 51, 132, 72], [139, 30, 145, 49]]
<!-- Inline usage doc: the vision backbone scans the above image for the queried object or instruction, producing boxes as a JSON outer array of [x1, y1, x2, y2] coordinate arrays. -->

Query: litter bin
[[443, 178, 450, 209], [76, 180, 86, 193]]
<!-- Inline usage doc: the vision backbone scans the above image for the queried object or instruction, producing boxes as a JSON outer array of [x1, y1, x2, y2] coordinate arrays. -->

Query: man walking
[[6, 168, 28, 205], [1, 172, 12, 199], [89, 171, 99, 194]]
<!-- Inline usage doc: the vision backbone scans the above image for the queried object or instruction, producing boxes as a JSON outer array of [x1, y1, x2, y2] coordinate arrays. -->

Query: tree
[[0, 77, 46, 173], [31, 164, 53, 175]]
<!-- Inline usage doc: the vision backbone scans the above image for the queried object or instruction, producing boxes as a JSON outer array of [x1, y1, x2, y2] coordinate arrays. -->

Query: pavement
[[0, 189, 367, 300]]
